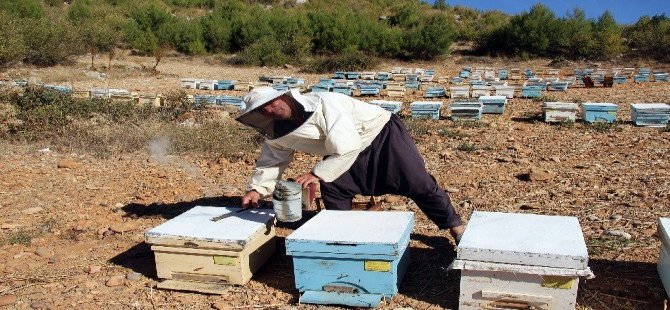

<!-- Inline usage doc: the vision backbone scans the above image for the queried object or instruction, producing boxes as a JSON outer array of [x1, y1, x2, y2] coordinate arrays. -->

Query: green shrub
[[456, 142, 477, 152], [0, 0, 44, 19], [0, 12, 26, 68], [231, 36, 288, 67], [301, 47, 379, 73], [22, 16, 82, 66]]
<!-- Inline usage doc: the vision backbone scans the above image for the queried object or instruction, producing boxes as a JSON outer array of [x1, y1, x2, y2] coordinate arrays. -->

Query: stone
[[610, 214, 623, 220], [495, 157, 511, 163], [105, 275, 126, 287], [587, 215, 599, 221], [606, 230, 632, 240], [57, 159, 81, 169], [22, 207, 44, 215], [110, 222, 138, 234], [34, 247, 53, 258], [97, 227, 109, 236], [30, 302, 47, 309], [0, 295, 17, 306], [526, 169, 557, 182], [383, 196, 399, 203], [87, 265, 101, 274], [212, 301, 234, 310], [445, 187, 460, 193], [126, 272, 142, 281], [1, 223, 22, 229]]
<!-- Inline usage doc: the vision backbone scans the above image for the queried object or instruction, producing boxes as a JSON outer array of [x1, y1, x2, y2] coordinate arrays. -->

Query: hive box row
[[542, 102, 670, 126], [145, 207, 594, 309]]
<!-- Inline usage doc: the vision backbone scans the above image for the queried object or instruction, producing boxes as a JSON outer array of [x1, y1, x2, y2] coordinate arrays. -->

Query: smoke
[[148, 136, 171, 164]]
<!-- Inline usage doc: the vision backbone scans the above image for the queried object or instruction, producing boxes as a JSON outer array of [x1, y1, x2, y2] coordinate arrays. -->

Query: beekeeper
[[236, 87, 465, 242]]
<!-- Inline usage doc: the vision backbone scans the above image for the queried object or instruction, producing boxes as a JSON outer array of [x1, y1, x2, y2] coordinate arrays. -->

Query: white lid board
[[286, 210, 413, 245], [145, 206, 275, 248], [458, 211, 589, 269]]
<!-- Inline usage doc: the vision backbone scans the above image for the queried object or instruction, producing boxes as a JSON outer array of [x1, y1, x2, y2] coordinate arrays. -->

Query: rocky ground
[[1, 54, 670, 309]]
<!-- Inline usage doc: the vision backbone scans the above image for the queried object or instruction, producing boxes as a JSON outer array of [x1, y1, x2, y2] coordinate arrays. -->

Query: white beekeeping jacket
[[238, 90, 391, 197]]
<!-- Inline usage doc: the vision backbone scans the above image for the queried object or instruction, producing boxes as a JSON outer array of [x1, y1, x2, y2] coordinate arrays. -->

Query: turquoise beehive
[[285, 211, 414, 307], [582, 103, 618, 123]]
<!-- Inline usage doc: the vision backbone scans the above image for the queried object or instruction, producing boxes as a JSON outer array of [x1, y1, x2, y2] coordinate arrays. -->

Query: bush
[[22, 16, 82, 66], [0, 13, 26, 68], [231, 36, 288, 67], [301, 47, 379, 73], [0, 0, 44, 19]]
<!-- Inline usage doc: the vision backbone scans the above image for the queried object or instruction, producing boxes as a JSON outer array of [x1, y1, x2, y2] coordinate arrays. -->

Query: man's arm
[[244, 142, 295, 205]]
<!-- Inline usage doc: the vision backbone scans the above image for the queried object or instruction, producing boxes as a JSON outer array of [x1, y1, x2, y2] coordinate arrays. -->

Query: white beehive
[[658, 218, 670, 297], [451, 211, 594, 310], [450, 86, 470, 99], [542, 102, 578, 123], [145, 206, 276, 293]]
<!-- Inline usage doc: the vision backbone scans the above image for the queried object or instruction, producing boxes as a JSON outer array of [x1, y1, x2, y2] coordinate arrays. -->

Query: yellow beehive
[[146, 206, 276, 294]]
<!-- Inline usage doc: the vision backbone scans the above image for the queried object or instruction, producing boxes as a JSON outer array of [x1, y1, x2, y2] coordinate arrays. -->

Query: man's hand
[[241, 190, 261, 207], [295, 172, 320, 188]]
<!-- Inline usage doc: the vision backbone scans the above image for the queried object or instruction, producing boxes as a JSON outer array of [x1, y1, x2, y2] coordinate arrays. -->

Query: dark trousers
[[319, 114, 463, 229]]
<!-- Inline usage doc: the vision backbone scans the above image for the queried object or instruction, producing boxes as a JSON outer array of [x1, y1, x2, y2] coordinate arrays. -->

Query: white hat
[[236, 87, 291, 138], [239, 87, 290, 116]]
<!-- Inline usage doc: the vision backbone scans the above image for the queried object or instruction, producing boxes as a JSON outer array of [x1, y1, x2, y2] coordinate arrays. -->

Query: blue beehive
[[630, 103, 670, 127], [272, 83, 290, 91], [216, 95, 245, 109], [345, 72, 360, 80], [424, 69, 435, 76], [286, 211, 414, 307], [633, 74, 649, 83], [459, 70, 471, 79], [423, 86, 446, 98], [498, 69, 508, 80], [358, 83, 381, 96], [451, 77, 465, 85], [639, 68, 651, 76], [582, 103, 618, 124], [410, 101, 442, 119], [479, 95, 507, 114], [43, 84, 72, 94], [370, 100, 402, 114], [613, 76, 627, 84], [521, 85, 543, 98], [286, 77, 305, 87], [333, 71, 346, 79], [333, 82, 354, 96], [216, 80, 237, 90], [524, 68, 534, 78], [654, 73, 669, 82], [193, 95, 216, 106], [450, 102, 483, 121], [548, 81, 569, 91], [376, 72, 392, 81]]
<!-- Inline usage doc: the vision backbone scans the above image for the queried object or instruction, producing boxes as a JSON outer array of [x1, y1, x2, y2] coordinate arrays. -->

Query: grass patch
[[587, 236, 633, 256], [7, 229, 34, 245], [533, 95, 556, 102], [451, 120, 487, 128], [404, 118, 431, 137], [588, 121, 617, 133], [556, 119, 574, 128], [438, 127, 468, 138], [456, 142, 477, 152]]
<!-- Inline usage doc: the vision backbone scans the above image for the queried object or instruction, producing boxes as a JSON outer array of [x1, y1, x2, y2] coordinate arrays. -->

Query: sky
[[436, 0, 669, 24]]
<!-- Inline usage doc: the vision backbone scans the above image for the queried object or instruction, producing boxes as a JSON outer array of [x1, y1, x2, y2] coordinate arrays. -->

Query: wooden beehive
[[410, 101, 442, 119], [479, 95, 507, 114], [386, 84, 406, 97], [542, 102, 578, 123], [370, 100, 402, 114], [285, 211, 414, 307], [451, 211, 594, 310], [145, 206, 276, 294]]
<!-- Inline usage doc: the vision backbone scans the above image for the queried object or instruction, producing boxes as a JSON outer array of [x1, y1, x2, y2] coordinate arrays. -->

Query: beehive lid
[[458, 211, 589, 269], [145, 206, 275, 250], [583, 102, 618, 111], [659, 218, 670, 249], [286, 210, 414, 256], [631, 103, 670, 112], [543, 102, 578, 111], [479, 96, 507, 102]]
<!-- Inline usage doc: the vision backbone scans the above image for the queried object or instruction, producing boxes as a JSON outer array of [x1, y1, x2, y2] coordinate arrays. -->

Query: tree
[[594, 11, 624, 59]]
